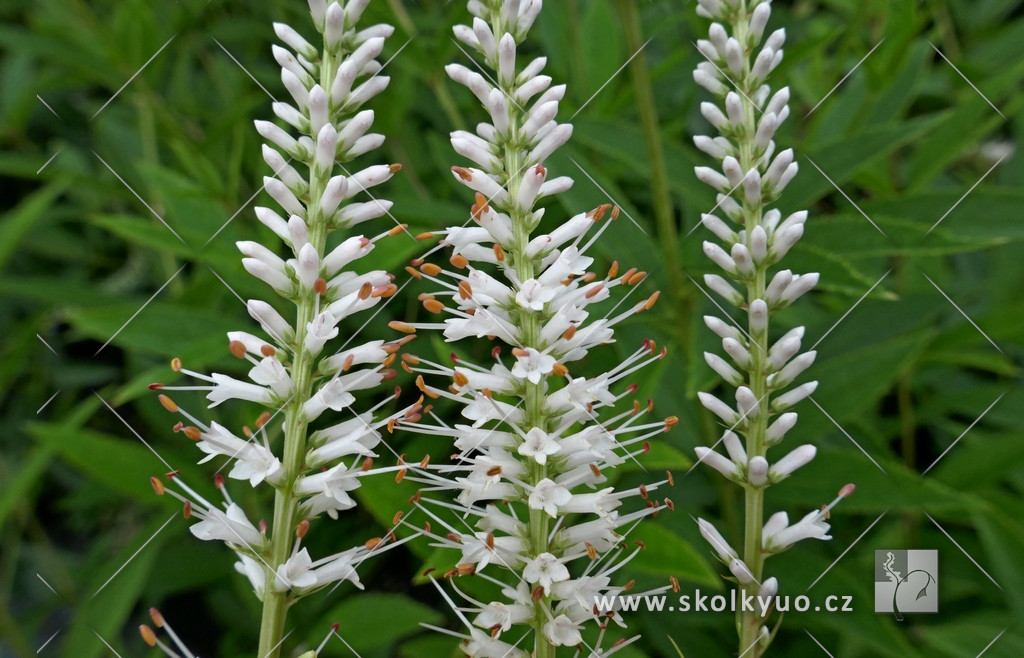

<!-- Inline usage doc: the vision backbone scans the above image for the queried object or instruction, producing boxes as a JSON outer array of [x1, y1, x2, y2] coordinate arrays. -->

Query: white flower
[[523, 553, 570, 595], [517, 427, 561, 465], [234, 555, 266, 599], [474, 602, 531, 634], [510, 347, 556, 384], [515, 278, 556, 310], [190, 502, 264, 549], [197, 424, 283, 487], [274, 548, 317, 592], [528, 478, 571, 517], [543, 614, 582, 646], [763, 509, 831, 552]]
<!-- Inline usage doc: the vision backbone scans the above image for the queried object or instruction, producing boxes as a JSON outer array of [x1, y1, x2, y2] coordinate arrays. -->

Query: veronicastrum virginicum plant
[[390, 1, 678, 655], [690, 0, 855, 655], [141, 1, 419, 656]]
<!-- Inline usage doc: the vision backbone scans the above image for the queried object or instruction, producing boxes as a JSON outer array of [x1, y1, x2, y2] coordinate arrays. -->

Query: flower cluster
[[690, 0, 852, 655], [146, 2, 416, 656], [390, 1, 676, 655]]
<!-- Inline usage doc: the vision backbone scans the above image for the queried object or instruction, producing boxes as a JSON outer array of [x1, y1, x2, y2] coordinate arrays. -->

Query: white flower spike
[[146, 4, 418, 657], [690, 1, 854, 655], [395, 2, 677, 655]]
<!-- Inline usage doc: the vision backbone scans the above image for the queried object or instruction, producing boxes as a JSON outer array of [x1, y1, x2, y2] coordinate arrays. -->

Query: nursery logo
[[874, 550, 938, 619]]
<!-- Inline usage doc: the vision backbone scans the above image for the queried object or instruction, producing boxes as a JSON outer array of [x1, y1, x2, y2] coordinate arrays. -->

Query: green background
[[1, 0, 1022, 656]]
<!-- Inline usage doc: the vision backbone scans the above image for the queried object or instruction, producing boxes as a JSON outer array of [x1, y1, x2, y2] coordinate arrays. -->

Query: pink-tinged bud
[[498, 33, 516, 83]]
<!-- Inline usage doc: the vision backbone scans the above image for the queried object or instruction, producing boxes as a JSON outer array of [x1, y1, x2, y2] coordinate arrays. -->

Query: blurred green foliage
[[1, 0, 1022, 656]]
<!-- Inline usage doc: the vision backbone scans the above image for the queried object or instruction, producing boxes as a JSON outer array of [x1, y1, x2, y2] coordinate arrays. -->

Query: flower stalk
[[145, 2, 418, 656], [690, 0, 853, 655], [392, 1, 676, 655]]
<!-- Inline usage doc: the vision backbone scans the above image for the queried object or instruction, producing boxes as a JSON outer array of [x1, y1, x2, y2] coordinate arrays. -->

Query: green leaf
[[30, 422, 167, 499], [627, 522, 720, 587], [0, 181, 66, 271], [316, 593, 444, 655], [60, 514, 170, 658]]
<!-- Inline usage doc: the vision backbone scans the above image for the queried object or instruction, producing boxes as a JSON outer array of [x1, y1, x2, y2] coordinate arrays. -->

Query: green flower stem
[[256, 47, 340, 658], [734, 5, 769, 656], [502, 58, 555, 658]]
